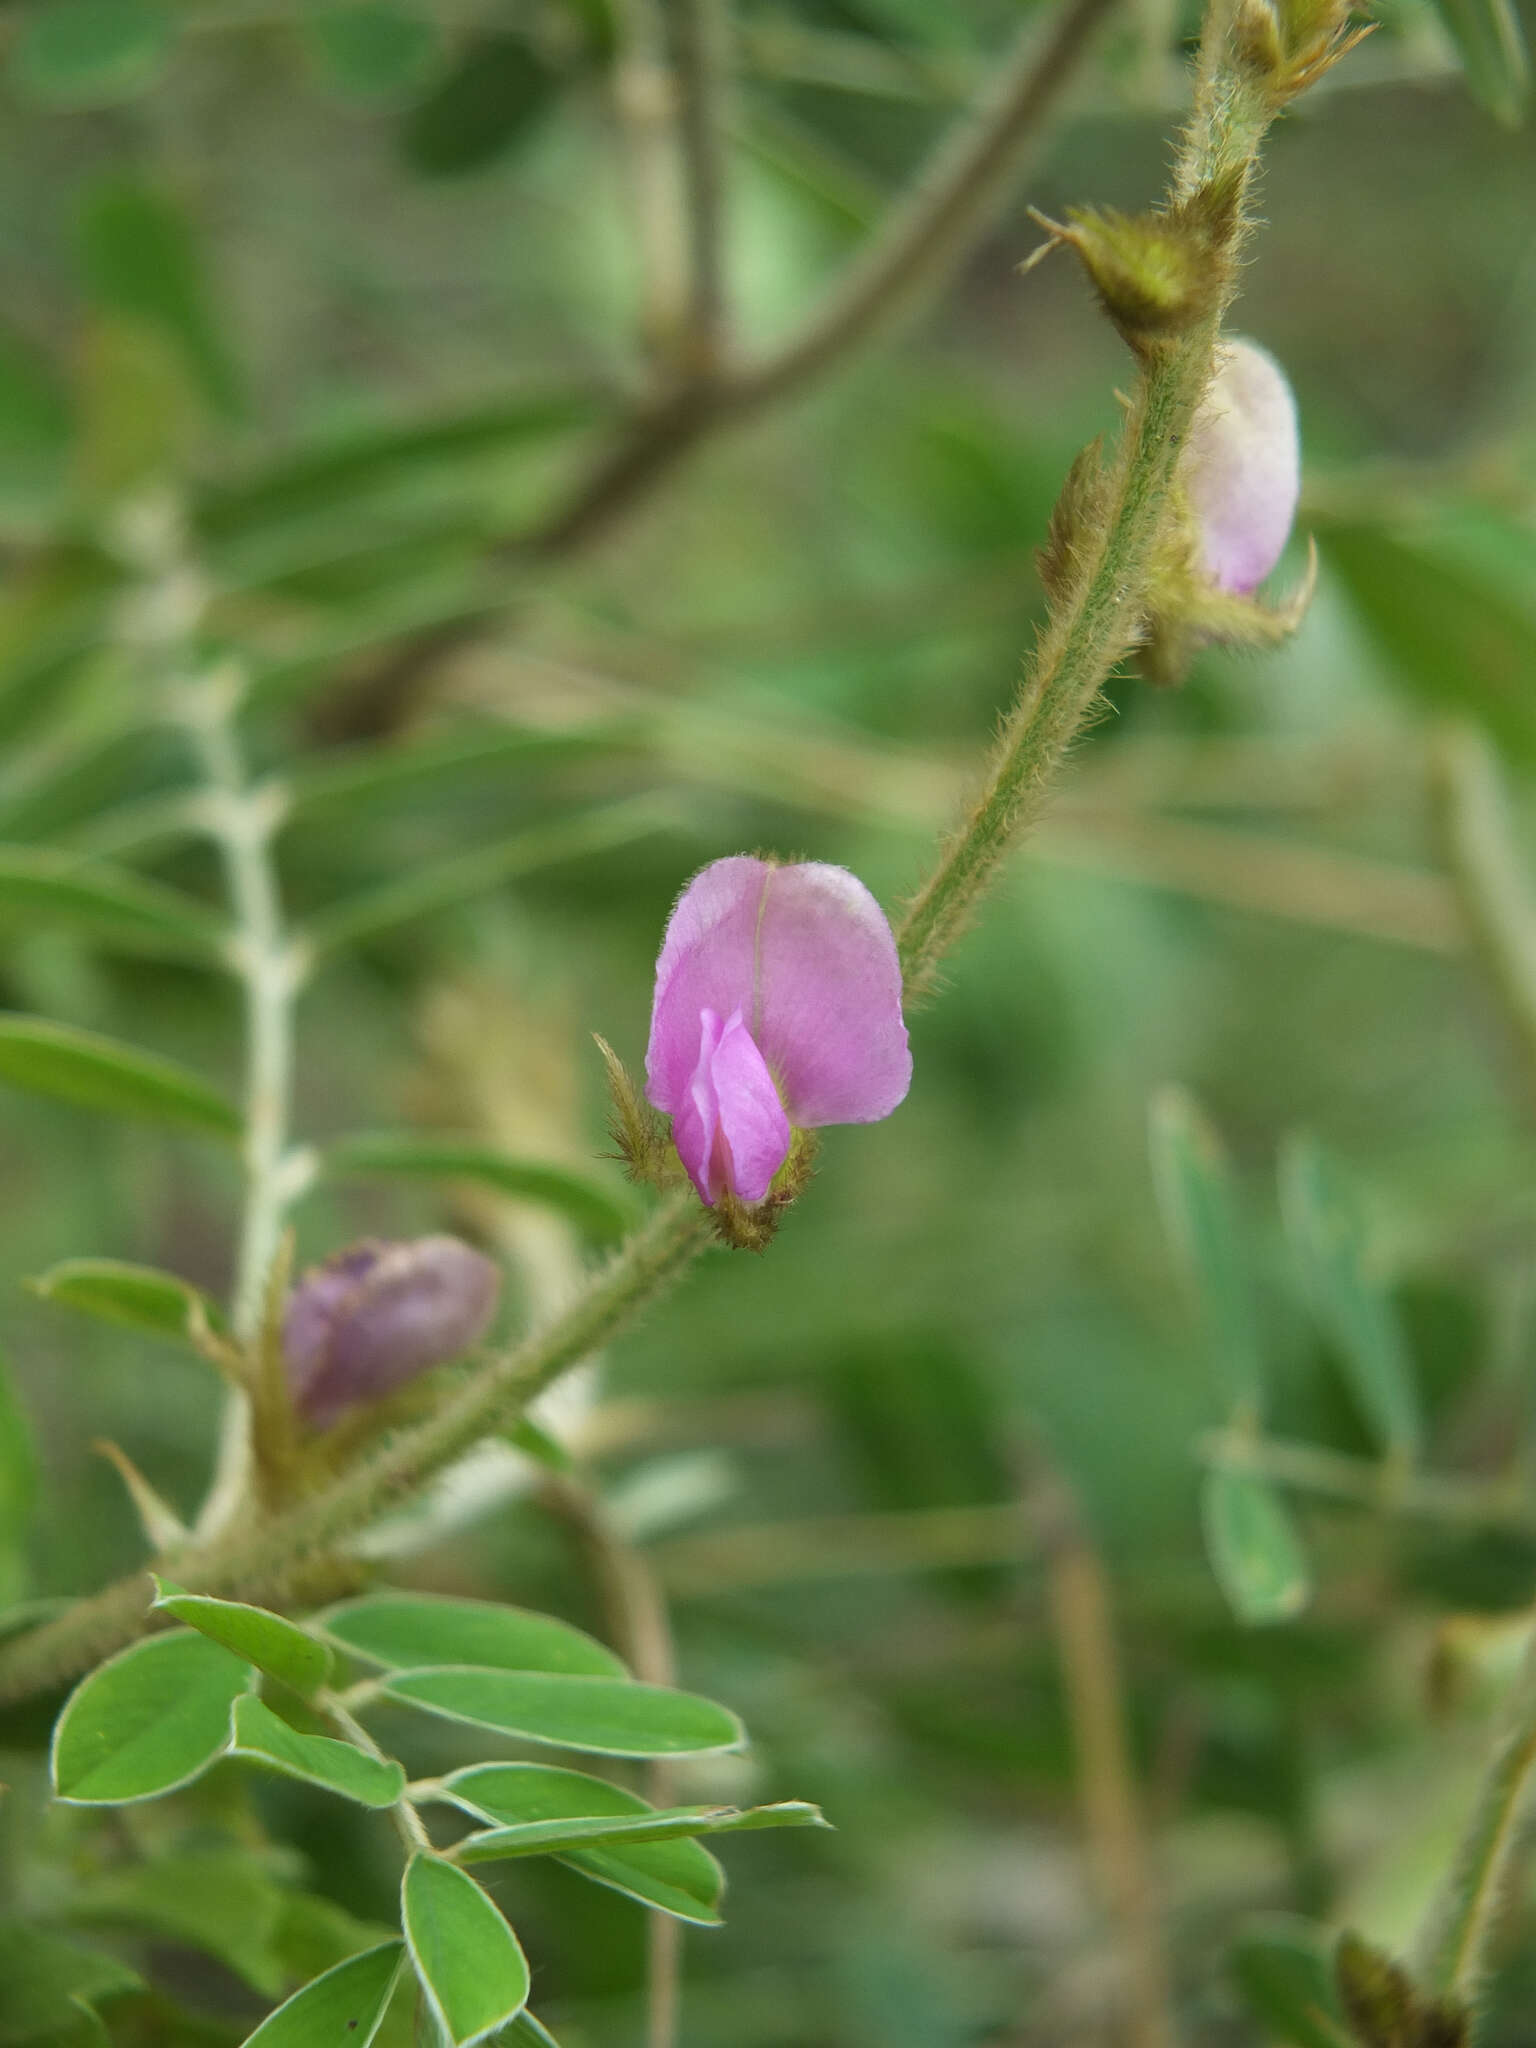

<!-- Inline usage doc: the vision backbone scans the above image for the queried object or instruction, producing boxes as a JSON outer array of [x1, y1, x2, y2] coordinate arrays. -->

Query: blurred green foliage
[[0, 0, 1534, 2042]]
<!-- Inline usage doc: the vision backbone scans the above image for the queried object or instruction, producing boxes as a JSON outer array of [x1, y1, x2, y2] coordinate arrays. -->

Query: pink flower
[[1182, 338, 1300, 596], [645, 856, 912, 1206]]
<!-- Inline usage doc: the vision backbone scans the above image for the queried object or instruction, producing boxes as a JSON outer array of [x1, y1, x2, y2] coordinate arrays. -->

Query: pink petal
[[647, 857, 770, 1114], [672, 1007, 791, 1205], [647, 858, 911, 1131], [1183, 339, 1300, 596], [752, 862, 911, 1125]]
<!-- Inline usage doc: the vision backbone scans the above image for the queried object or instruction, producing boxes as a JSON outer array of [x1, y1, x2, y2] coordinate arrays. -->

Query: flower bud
[[285, 1236, 500, 1429], [1181, 338, 1300, 595]]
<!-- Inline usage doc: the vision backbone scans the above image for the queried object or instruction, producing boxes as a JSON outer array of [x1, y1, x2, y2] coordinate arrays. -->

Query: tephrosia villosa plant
[[2, 0, 1533, 2043]]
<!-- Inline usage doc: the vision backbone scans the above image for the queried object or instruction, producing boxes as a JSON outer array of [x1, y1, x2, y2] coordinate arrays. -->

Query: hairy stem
[[1411, 1623, 1536, 2002]]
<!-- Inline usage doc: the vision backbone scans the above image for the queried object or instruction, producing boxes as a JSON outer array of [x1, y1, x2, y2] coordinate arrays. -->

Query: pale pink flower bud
[[285, 1236, 500, 1428], [645, 857, 911, 1207], [1182, 338, 1300, 595]]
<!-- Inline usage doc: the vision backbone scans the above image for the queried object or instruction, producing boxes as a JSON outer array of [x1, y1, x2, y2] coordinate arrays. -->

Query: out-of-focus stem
[[611, 0, 694, 369], [1038, 1468, 1177, 2048], [1428, 721, 1536, 1110], [545, 1476, 682, 2048], [178, 664, 307, 1542], [664, 0, 732, 375], [532, 0, 1118, 555]]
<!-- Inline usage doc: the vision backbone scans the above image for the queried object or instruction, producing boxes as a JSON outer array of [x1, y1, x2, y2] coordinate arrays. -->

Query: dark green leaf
[[1232, 1916, 1356, 2048], [198, 392, 601, 557], [501, 2017, 562, 2048], [238, 1940, 403, 2048], [1149, 1086, 1264, 1417], [0, 847, 222, 960], [401, 36, 561, 177], [1201, 1467, 1311, 1627], [322, 1133, 635, 1242], [1324, 519, 1536, 762], [304, 2, 442, 99], [51, 1628, 250, 1803], [29, 1258, 224, 1348], [12, 0, 172, 109], [0, 1015, 241, 1138], [303, 797, 676, 954], [1428, 0, 1528, 121], [282, 722, 630, 827], [151, 1580, 332, 1696], [383, 1668, 744, 1758], [0, 329, 73, 522], [401, 1854, 529, 2045], [317, 1592, 625, 1679], [65, 1850, 289, 1997], [0, 1345, 35, 1607], [1279, 1135, 1421, 1461], [0, 1927, 141, 2047], [77, 180, 241, 417], [228, 1695, 407, 1808]]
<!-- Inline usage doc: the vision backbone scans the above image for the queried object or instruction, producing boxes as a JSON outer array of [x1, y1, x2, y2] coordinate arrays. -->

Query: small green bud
[[1026, 204, 1221, 351]]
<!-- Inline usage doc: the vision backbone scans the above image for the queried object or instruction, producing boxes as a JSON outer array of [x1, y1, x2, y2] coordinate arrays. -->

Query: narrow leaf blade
[[52, 1628, 251, 1803], [238, 1939, 404, 2048], [302, 797, 674, 954], [454, 1799, 828, 1860], [0, 1014, 241, 1138], [384, 1669, 744, 1758], [1429, 0, 1529, 122], [1149, 1086, 1264, 1417], [438, 1762, 725, 1923], [401, 1854, 529, 2046], [30, 1257, 223, 1347], [152, 1580, 332, 1696], [1201, 1467, 1311, 1627], [0, 846, 223, 960], [1231, 1915, 1357, 2048], [323, 1133, 635, 1242], [228, 1694, 406, 1809], [1279, 1135, 1421, 1461], [316, 1593, 625, 1679]]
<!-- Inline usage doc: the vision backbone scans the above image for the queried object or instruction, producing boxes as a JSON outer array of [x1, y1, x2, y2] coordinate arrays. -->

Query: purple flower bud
[[645, 856, 911, 1206], [1182, 338, 1300, 596], [285, 1236, 501, 1429]]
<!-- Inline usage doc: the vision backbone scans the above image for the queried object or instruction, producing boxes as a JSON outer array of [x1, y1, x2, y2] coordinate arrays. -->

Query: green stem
[[1410, 1625, 1536, 2003]]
